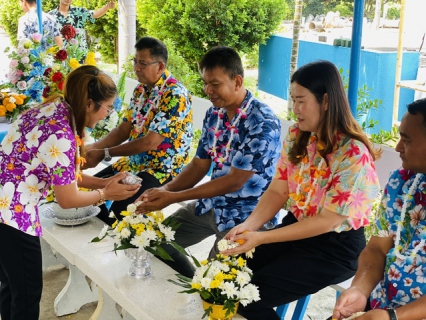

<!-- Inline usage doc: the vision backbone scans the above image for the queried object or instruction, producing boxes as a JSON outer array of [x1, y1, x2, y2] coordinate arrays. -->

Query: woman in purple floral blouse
[[0, 65, 139, 320]]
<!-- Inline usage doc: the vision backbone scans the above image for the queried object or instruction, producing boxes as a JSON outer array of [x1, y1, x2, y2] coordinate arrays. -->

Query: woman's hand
[[103, 172, 140, 201], [332, 286, 368, 320]]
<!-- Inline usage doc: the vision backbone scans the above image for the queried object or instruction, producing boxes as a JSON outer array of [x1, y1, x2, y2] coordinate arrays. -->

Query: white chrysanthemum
[[200, 277, 212, 289], [99, 225, 109, 239], [120, 228, 131, 239], [17, 174, 45, 205], [159, 224, 175, 242], [239, 284, 260, 306], [220, 281, 238, 299], [127, 203, 137, 213], [2, 130, 21, 155], [236, 271, 251, 287], [144, 229, 158, 241], [0, 182, 15, 221], [38, 135, 71, 168], [25, 126, 43, 148], [130, 234, 150, 248], [217, 239, 229, 251]]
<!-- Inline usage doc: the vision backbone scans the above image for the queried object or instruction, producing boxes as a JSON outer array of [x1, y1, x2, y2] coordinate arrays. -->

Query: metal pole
[[36, 0, 43, 34], [392, 0, 406, 125], [348, 0, 365, 117]]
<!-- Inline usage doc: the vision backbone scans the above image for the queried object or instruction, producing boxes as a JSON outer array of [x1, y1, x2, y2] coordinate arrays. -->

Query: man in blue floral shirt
[[49, 0, 115, 56], [18, 0, 63, 50], [138, 46, 282, 277], [332, 98, 426, 320]]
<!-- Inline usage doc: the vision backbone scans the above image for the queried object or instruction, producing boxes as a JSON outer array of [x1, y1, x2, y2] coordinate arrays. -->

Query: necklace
[[394, 173, 425, 260], [209, 96, 254, 166], [131, 75, 171, 134], [292, 155, 325, 211]]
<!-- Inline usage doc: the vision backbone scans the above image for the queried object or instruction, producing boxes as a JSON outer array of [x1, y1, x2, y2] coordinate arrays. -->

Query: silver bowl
[[50, 203, 93, 220]]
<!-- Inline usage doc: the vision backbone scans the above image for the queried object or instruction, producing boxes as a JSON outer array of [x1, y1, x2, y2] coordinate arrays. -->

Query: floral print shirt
[[370, 169, 426, 309], [0, 98, 76, 236], [195, 91, 281, 232], [49, 6, 95, 53], [275, 124, 380, 232], [18, 9, 61, 51], [112, 70, 193, 183]]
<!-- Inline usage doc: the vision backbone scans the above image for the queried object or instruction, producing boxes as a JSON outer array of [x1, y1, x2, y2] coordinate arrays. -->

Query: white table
[[40, 205, 232, 320]]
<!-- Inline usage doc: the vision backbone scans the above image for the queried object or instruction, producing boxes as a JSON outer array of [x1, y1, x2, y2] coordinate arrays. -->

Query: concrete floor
[[41, 265, 96, 320]]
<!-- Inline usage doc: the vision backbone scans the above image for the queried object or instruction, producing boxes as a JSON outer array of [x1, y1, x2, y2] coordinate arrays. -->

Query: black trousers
[[0, 224, 42, 320], [95, 165, 172, 225], [238, 213, 366, 320]]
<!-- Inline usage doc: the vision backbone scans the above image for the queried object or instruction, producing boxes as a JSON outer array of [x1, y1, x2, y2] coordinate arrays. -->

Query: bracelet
[[94, 189, 105, 206], [386, 308, 398, 320]]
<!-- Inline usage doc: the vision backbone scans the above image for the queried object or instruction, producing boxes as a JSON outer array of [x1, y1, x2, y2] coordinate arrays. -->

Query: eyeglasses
[[97, 103, 115, 116], [131, 58, 161, 68]]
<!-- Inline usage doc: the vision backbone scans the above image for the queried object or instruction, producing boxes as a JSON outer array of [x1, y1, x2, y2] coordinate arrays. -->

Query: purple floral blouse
[[0, 98, 76, 236]]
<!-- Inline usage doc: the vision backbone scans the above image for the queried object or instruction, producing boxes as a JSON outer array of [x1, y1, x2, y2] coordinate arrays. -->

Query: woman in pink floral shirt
[[0, 66, 139, 320], [222, 61, 381, 319]]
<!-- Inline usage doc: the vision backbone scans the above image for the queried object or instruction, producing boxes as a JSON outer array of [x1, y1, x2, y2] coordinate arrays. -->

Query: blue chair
[[276, 295, 311, 320]]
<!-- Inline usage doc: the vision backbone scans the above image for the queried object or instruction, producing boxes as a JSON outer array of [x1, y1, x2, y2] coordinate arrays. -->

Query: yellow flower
[[121, 210, 131, 217], [237, 256, 245, 268], [210, 279, 221, 289], [200, 259, 209, 266], [0, 105, 6, 116], [155, 230, 164, 238], [85, 52, 96, 66], [69, 58, 80, 69], [213, 272, 224, 283], [191, 283, 202, 290], [112, 220, 118, 229]]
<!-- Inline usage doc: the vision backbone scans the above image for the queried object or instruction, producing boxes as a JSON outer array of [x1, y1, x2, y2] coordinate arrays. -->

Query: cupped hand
[[348, 309, 391, 320], [107, 1, 115, 9], [332, 286, 368, 320], [83, 149, 104, 169], [103, 173, 140, 200], [135, 187, 172, 214], [220, 230, 261, 256]]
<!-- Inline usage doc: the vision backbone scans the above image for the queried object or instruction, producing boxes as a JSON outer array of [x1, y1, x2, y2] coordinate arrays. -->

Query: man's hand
[[345, 309, 392, 320], [332, 286, 368, 320], [83, 149, 105, 169], [135, 188, 173, 214]]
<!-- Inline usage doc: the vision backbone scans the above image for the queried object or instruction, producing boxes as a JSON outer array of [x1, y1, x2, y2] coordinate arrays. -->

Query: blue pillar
[[348, 0, 365, 116], [36, 0, 43, 34]]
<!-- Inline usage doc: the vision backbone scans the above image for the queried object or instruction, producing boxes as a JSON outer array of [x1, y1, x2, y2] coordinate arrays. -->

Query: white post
[[118, 0, 136, 72]]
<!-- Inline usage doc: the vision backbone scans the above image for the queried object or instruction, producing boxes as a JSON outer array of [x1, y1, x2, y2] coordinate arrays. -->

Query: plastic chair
[[276, 295, 311, 320]]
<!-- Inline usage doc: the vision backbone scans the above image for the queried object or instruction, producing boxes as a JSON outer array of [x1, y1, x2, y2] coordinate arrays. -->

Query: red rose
[[43, 67, 52, 76], [42, 86, 50, 98], [52, 72, 64, 83], [61, 25, 76, 40], [58, 81, 64, 91], [55, 49, 68, 61]]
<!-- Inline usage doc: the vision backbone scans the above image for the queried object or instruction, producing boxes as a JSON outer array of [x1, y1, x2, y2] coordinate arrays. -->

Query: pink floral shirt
[[0, 98, 76, 236], [274, 124, 380, 232]]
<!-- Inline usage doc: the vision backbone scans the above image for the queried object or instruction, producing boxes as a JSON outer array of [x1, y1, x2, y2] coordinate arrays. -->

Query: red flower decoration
[[61, 25, 76, 41], [52, 72, 64, 83], [58, 81, 64, 91], [55, 50, 68, 61], [42, 86, 50, 98], [43, 67, 52, 76]]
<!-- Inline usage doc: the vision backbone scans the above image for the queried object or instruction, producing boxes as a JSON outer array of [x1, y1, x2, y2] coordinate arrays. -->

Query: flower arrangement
[[88, 97, 123, 140], [91, 202, 184, 261], [169, 253, 260, 319], [0, 91, 29, 121]]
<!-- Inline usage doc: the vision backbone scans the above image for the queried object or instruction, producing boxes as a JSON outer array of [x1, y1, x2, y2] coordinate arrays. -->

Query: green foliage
[[189, 128, 202, 160], [242, 46, 259, 69], [138, 0, 285, 66], [364, 190, 382, 242], [369, 126, 400, 147], [0, 0, 22, 47], [387, 6, 401, 20], [332, 2, 353, 17]]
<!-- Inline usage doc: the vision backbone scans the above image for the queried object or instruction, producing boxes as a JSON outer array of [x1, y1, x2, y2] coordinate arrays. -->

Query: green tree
[[138, 0, 285, 67]]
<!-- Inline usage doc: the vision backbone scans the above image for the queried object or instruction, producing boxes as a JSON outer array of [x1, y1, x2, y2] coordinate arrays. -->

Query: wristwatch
[[104, 148, 112, 161]]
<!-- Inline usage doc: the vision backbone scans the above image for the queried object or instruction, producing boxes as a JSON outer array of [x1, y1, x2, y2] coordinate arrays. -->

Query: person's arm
[[53, 172, 140, 208], [54, 35, 63, 48], [136, 157, 254, 213], [92, 1, 115, 18], [331, 236, 393, 320], [78, 173, 114, 189]]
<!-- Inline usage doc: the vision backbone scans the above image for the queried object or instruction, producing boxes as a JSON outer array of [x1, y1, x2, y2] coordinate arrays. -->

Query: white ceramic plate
[[41, 206, 100, 226]]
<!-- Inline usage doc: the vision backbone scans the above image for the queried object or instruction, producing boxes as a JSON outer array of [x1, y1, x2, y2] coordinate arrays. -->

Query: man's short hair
[[198, 46, 244, 79], [134, 37, 168, 63], [408, 98, 426, 129]]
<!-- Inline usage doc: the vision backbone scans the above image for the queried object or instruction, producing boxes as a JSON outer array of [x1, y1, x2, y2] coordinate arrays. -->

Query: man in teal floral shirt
[[137, 46, 281, 277], [332, 98, 426, 320], [49, 0, 115, 55]]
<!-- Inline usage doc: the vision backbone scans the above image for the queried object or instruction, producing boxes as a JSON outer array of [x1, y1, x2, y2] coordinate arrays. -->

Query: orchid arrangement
[[91, 202, 185, 261], [169, 253, 260, 319]]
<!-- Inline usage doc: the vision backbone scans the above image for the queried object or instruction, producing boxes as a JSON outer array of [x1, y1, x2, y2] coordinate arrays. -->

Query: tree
[[137, 0, 285, 66]]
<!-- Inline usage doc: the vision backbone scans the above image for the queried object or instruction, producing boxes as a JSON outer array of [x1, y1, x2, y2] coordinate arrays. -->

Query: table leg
[[54, 264, 99, 316], [41, 237, 68, 271], [90, 288, 136, 320]]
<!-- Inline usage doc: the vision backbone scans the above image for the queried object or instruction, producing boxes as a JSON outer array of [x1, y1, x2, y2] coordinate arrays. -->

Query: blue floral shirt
[[49, 6, 95, 53], [17, 9, 61, 51], [195, 91, 281, 232], [370, 169, 426, 309]]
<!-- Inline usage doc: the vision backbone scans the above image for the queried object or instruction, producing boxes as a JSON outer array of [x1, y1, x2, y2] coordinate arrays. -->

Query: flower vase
[[201, 299, 239, 320], [124, 248, 152, 279]]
